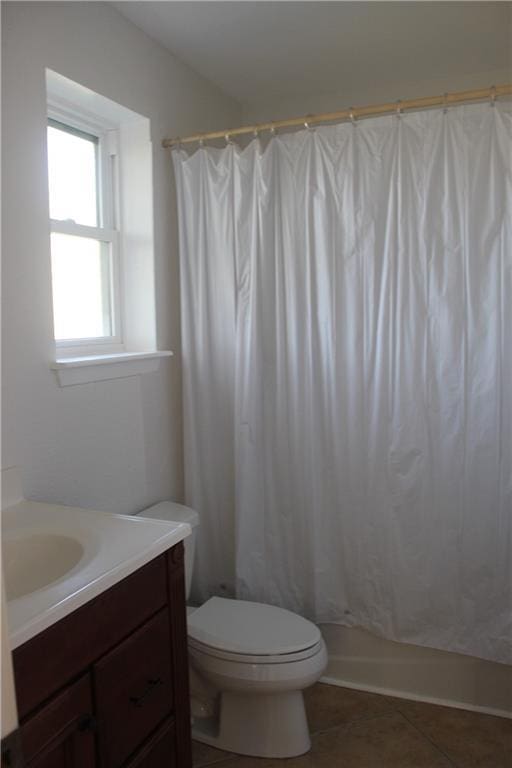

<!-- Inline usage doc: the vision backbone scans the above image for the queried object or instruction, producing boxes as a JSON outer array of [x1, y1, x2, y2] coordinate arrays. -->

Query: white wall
[[242, 68, 512, 124], [1, 2, 241, 513], [1, 583, 18, 738]]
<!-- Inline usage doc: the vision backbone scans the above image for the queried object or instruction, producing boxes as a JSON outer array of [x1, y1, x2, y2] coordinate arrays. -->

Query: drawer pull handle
[[78, 713, 97, 732], [129, 678, 163, 708]]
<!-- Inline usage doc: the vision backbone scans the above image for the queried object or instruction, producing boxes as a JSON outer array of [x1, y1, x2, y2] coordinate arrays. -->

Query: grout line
[[195, 761, 238, 768], [193, 752, 240, 768], [308, 685, 459, 767], [310, 708, 397, 737], [307, 686, 397, 736], [393, 708, 459, 768]]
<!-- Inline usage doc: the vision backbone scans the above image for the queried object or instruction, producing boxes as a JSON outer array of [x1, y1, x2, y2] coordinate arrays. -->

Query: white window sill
[[51, 351, 173, 386]]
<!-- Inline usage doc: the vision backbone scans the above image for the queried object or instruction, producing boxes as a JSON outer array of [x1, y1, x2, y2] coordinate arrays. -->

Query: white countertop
[[2, 500, 191, 650]]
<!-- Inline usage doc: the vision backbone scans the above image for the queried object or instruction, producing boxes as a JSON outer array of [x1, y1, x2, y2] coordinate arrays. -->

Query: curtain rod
[[162, 84, 512, 148]]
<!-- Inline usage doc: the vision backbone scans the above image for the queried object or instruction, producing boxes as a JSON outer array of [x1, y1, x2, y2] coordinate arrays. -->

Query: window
[[45, 70, 170, 385], [47, 111, 122, 352]]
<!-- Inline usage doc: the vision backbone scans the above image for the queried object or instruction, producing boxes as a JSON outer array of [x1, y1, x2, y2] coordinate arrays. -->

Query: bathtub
[[319, 624, 512, 718]]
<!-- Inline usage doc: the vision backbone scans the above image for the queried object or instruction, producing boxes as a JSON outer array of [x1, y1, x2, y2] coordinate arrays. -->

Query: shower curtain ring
[[199, 138, 205, 148], [443, 93, 449, 114], [225, 133, 233, 145], [396, 100, 403, 118], [490, 85, 497, 107], [269, 124, 276, 136], [349, 108, 357, 126]]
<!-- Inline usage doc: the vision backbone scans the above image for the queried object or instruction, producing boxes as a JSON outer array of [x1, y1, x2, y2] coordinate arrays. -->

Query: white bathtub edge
[[320, 674, 512, 720]]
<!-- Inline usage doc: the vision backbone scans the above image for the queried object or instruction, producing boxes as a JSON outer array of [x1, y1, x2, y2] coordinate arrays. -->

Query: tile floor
[[192, 683, 512, 768]]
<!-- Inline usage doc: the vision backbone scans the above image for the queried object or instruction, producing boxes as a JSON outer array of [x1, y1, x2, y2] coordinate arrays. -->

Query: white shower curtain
[[173, 102, 512, 665]]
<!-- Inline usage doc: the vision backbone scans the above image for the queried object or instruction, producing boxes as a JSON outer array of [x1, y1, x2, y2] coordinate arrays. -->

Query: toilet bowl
[[136, 501, 327, 758], [188, 596, 327, 757]]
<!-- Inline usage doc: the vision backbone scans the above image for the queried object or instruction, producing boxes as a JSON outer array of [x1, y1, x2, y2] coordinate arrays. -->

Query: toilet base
[[192, 689, 311, 758]]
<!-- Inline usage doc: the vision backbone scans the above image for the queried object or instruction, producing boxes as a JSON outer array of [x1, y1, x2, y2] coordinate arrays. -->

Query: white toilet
[[137, 501, 327, 759]]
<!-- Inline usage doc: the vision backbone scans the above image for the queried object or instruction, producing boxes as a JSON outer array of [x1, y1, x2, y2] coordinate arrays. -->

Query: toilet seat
[[187, 596, 321, 658], [188, 636, 325, 665]]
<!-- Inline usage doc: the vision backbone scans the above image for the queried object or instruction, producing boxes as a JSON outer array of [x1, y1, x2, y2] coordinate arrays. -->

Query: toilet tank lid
[[137, 500, 199, 528]]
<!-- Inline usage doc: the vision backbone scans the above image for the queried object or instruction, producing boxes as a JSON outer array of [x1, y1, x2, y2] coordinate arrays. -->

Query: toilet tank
[[136, 501, 199, 599]]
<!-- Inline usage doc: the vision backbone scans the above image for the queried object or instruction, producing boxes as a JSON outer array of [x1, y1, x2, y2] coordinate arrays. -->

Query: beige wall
[[1, 2, 241, 513]]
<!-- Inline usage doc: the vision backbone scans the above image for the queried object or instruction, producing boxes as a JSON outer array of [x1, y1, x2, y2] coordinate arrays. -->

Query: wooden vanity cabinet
[[12, 543, 191, 768]]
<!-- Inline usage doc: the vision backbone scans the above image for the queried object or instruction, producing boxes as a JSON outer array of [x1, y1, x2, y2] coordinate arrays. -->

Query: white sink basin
[[3, 533, 85, 600], [2, 500, 191, 649]]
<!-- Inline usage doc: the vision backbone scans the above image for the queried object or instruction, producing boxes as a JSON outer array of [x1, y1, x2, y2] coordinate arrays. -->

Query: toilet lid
[[187, 597, 321, 656]]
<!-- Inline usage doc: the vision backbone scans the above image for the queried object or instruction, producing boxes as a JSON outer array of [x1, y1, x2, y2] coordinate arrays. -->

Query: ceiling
[[113, 2, 511, 111]]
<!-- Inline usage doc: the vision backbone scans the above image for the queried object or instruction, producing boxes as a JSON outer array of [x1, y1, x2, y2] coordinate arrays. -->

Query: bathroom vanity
[[2, 499, 193, 768]]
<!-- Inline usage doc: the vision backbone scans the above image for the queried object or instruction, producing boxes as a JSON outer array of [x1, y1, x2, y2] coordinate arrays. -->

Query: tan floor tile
[[304, 682, 393, 733], [216, 757, 311, 768], [193, 686, 511, 768], [389, 698, 512, 768], [311, 712, 453, 767], [193, 739, 238, 767]]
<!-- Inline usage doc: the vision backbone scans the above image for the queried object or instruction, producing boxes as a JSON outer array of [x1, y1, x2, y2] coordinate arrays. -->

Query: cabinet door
[[24, 738, 91, 768], [124, 720, 176, 768], [20, 676, 95, 768]]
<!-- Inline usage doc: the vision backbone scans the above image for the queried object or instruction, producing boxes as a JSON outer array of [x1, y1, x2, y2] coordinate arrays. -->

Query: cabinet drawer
[[124, 719, 176, 768], [94, 610, 173, 768], [14, 555, 167, 719]]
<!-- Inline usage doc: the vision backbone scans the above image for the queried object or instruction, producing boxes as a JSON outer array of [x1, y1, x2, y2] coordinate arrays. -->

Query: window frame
[[47, 100, 124, 355]]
